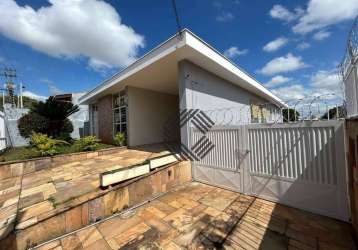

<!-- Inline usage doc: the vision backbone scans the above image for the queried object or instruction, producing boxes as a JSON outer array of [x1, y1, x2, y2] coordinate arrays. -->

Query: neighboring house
[[79, 29, 285, 147], [3, 93, 89, 148], [54, 93, 90, 139]]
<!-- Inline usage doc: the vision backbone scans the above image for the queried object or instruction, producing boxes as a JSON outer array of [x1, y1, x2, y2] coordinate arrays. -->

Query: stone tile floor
[[0, 144, 170, 236], [35, 182, 355, 250]]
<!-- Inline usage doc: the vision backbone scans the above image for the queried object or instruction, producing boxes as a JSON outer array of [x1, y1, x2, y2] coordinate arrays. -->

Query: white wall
[[179, 60, 280, 126], [344, 63, 358, 119], [70, 93, 89, 139], [127, 86, 179, 146]]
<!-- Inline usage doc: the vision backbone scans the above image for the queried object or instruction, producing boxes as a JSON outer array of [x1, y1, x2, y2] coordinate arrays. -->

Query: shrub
[[74, 136, 100, 151], [30, 133, 68, 156], [55, 119, 74, 142], [18, 113, 48, 138], [113, 132, 126, 146], [18, 96, 79, 139]]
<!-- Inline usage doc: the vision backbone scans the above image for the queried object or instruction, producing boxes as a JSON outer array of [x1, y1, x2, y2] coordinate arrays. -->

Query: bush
[[113, 132, 126, 146], [18, 96, 79, 139], [18, 113, 48, 138], [74, 136, 100, 151], [55, 119, 74, 142], [30, 133, 68, 156]]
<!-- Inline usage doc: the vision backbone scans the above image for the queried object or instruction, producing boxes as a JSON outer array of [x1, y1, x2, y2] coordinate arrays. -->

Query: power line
[[171, 0, 182, 36]]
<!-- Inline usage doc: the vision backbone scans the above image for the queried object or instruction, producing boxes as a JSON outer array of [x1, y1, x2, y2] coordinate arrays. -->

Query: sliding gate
[[191, 120, 350, 221]]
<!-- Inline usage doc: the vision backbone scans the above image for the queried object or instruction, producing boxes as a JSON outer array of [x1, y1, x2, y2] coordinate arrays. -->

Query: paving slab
[[0, 144, 171, 239], [34, 182, 356, 250]]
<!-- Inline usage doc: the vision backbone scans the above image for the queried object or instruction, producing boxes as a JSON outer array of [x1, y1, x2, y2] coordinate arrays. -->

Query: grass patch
[[0, 143, 114, 162]]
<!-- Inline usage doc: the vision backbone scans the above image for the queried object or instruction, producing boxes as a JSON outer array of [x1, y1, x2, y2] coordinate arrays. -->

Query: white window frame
[[112, 90, 127, 138]]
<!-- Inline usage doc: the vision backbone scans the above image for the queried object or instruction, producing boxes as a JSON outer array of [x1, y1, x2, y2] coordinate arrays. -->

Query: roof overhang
[[79, 29, 286, 107]]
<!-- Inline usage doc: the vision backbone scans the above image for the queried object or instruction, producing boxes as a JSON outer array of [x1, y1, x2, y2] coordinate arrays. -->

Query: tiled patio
[[35, 182, 355, 250], [0, 145, 171, 236]]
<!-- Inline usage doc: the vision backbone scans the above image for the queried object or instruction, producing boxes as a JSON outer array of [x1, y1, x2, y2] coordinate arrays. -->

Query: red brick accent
[[97, 95, 113, 144]]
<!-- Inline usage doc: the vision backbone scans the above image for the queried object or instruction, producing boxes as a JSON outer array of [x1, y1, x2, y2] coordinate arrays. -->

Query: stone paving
[[35, 182, 356, 250], [0, 144, 171, 238]]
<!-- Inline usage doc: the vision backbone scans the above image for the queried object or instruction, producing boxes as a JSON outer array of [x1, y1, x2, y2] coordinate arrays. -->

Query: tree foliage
[[18, 96, 79, 139], [321, 106, 346, 120], [282, 108, 300, 122]]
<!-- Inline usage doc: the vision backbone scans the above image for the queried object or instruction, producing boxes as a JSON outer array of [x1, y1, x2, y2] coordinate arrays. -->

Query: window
[[250, 101, 272, 123], [90, 104, 98, 137], [113, 90, 127, 136]]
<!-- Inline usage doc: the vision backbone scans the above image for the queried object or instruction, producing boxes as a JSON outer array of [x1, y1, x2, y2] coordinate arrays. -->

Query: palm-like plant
[[18, 96, 80, 139], [31, 96, 79, 120]]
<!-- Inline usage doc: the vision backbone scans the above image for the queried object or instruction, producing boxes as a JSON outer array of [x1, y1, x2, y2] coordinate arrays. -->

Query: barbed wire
[[340, 15, 358, 78], [194, 93, 345, 126]]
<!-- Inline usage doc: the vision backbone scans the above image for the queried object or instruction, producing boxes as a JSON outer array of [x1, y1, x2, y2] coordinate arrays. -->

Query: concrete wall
[[178, 60, 281, 146], [69, 93, 89, 139], [344, 60, 358, 119], [97, 95, 113, 144], [178, 60, 280, 125], [4, 104, 29, 147], [127, 86, 179, 147]]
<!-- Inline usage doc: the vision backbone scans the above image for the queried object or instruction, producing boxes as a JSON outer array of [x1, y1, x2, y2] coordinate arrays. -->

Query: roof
[[79, 29, 285, 107]]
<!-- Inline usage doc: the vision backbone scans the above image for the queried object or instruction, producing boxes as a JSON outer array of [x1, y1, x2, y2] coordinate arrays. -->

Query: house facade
[[79, 29, 285, 147]]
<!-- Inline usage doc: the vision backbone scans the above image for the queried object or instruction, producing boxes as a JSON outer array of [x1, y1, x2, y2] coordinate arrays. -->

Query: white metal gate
[[191, 120, 349, 221], [191, 126, 250, 192]]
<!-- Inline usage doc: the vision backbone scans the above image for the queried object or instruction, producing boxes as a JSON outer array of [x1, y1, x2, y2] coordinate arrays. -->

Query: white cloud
[[0, 0, 145, 70], [270, 69, 342, 102], [264, 75, 292, 88], [258, 53, 308, 75], [269, 5, 303, 22], [312, 30, 331, 41], [293, 0, 358, 34], [224, 46, 248, 59], [216, 11, 235, 22], [310, 69, 342, 94], [40, 78, 63, 95], [296, 42, 311, 50], [23, 90, 47, 101], [271, 84, 306, 100], [263, 37, 288, 52]]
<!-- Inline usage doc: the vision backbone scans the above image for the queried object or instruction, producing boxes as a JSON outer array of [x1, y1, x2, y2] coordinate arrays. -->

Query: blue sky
[[0, 0, 357, 103]]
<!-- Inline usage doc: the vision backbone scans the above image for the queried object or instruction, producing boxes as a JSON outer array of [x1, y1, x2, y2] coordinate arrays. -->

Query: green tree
[[321, 106, 346, 120], [282, 108, 300, 122], [18, 96, 79, 139]]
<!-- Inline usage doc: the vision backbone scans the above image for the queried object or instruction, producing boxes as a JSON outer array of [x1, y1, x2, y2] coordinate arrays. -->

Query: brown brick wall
[[97, 95, 113, 144], [346, 119, 358, 237]]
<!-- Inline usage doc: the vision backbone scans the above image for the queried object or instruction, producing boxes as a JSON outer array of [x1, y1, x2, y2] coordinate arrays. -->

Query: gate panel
[[191, 121, 349, 221], [191, 126, 249, 192], [247, 121, 349, 221]]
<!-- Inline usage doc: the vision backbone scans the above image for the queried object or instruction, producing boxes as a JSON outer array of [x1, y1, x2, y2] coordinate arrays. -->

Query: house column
[[178, 60, 193, 149]]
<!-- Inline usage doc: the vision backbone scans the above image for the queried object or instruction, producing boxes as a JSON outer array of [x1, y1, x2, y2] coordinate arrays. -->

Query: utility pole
[[20, 82, 24, 108], [0, 67, 17, 107]]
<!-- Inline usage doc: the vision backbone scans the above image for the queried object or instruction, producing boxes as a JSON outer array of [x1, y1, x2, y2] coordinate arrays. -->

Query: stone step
[[0, 160, 191, 250]]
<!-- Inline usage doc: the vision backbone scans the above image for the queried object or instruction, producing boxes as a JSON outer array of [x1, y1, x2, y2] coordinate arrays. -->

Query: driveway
[[34, 182, 355, 250]]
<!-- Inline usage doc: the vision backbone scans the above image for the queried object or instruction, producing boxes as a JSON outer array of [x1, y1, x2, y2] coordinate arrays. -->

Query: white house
[[79, 29, 285, 147]]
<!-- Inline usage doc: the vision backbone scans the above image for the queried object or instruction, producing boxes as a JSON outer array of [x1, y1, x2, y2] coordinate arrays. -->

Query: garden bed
[[0, 146, 127, 180], [0, 143, 114, 162]]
